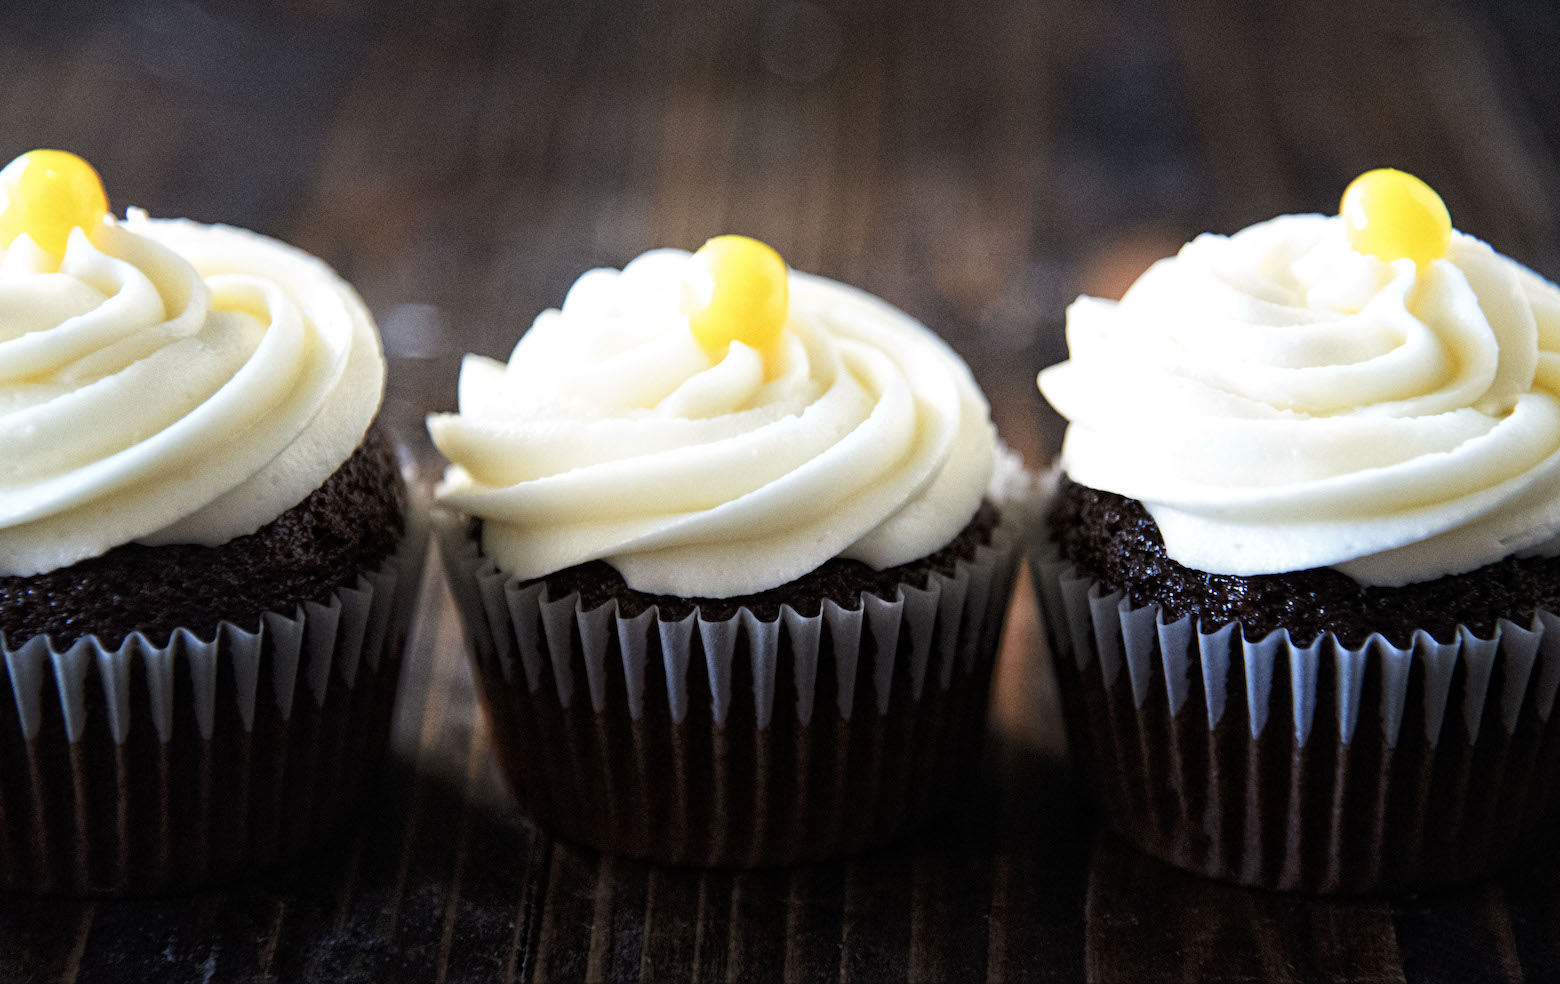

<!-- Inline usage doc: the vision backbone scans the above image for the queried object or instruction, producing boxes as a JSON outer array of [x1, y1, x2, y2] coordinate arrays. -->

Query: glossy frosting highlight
[[1039, 213, 1560, 586], [0, 213, 384, 577], [430, 248, 997, 597]]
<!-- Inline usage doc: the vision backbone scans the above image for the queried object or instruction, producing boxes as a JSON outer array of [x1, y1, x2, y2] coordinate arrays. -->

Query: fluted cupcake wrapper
[[438, 505, 1027, 867], [0, 511, 428, 897], [1031, 539, 1560, 894]]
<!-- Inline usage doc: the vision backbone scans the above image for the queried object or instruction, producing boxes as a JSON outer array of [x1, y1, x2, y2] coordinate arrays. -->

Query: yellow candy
[[1339, 168, 1451, 265], [685, 235, 790, 356], [0, 149, 109, 257]]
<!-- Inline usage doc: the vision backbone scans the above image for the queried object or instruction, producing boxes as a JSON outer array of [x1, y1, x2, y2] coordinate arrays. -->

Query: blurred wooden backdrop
[[7, 0, 1557, 462], [3, 0, 1560, 981]]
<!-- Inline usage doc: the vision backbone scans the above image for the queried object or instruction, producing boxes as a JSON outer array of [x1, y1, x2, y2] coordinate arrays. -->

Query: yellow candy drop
[[0, 149, 110, 257], [685, 235, 790, 356], [1339, 168, 1451, 265]]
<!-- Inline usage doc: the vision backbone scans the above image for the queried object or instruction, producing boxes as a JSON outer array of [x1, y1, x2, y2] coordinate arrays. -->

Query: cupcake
[[430, 235, 1030, 866], [0, 150, 424, 895], [1035, 168, 1560, 893]]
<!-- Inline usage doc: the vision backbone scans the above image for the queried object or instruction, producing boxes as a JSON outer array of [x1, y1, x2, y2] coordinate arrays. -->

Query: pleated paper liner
[[1032, 542, 1560, 895], [0, 510, 428, 897], [438, 503, 1028, 868]]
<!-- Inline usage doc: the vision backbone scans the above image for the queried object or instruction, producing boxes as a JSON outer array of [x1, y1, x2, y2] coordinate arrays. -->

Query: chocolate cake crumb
[[0, 429, 406, 648], [1049, 475, 1560, 648], [488, 501, 1001, 622]]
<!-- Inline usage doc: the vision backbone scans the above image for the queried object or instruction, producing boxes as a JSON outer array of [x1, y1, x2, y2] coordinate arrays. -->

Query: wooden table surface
[[4, 0, 1560, 980]]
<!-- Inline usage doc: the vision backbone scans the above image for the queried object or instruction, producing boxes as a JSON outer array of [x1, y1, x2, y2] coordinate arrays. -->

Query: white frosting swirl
[[0, 212, 384, 577], [1040, 213, 1560, 586], [429, 248, 996, 597]]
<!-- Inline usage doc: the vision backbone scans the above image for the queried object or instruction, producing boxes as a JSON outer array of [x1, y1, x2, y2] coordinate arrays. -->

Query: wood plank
[[1085, 833, 1309, 984], [783, 865, 845, 984], [503, 834, 554, 984], [598, 858, 651, 984], [253, 901, 286, 982], [907, 852, 989, 982], [690, 869, 735, 983], [530, 845, 600, 984], [1503, 863, 1560, 983], [639, 865, 730, 983], [70, 896, 221, 984], [1306, 903, 1407, 984], [979, 733, 1088, 984], [1394, 883, 1522, 984], [839, 857, 913, 984], [432, 698, 501, 984], [418, 717, 551, 984], [725, 869, 789, 984], [1485, 885, 1527, 984]]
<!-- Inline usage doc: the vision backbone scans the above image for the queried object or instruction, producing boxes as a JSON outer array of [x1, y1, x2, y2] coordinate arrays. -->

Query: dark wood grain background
[[3, 0, 1560, 980]]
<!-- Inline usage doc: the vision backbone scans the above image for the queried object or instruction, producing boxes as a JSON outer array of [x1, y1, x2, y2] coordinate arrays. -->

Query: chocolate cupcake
[[0, 150, 424, 895], [431, 236, 1031, 866], [1035, 169, 1560, 894]]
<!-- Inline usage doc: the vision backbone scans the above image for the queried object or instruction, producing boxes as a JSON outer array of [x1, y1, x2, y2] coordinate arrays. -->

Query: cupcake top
[[430, 235, 997, 598], [0, 151, 384, 578], [1040, 169, 1560, 586]]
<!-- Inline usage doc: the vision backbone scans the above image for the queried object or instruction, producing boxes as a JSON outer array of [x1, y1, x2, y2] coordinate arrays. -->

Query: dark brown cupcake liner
[[1032, 542, 1560, 895], [438, 503, 1028, 867], [0, 512, 427, 897]]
